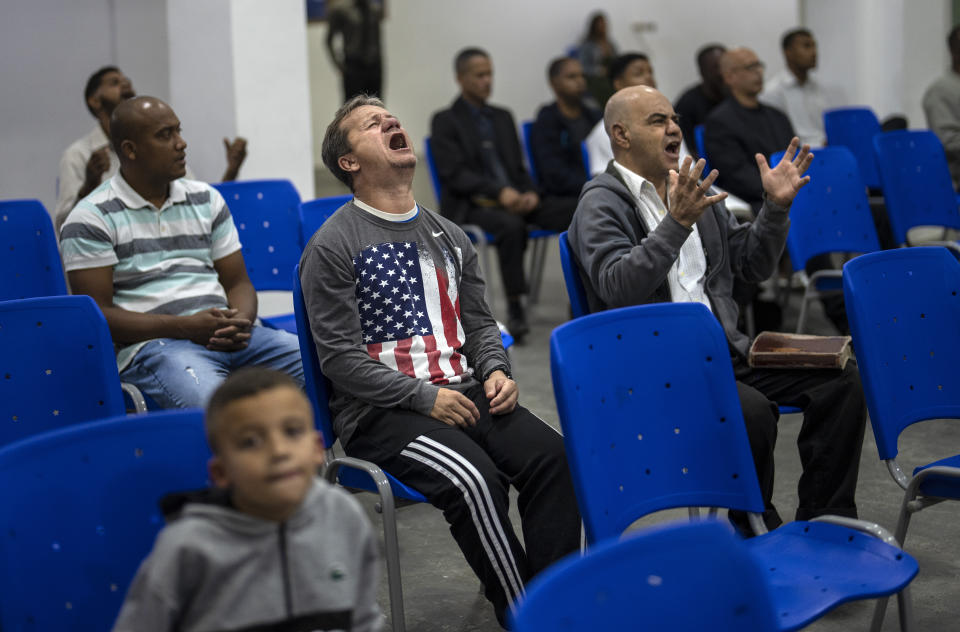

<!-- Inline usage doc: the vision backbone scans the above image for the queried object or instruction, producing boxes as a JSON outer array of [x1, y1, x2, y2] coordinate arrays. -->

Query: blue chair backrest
[[511, 519, 778, 631], [823, 107, 882, 189], [873, 130, 960, 245], [558, 232, 590, 318], [292, 264, 338, 450], [520, 120, 539, 185], [423, 136, 445, 205], [843, 247, 960, 460], [693, 124, 711, 174], [0, 199, 67, 300], [0, 295, 125, 447], [213, 179, 302, 291], [550, 303, 765, 544], [299, 194, 353, 248], [0, 409, 211, 631], [769, 146, 880, 271], [580, 141, 591, 179]]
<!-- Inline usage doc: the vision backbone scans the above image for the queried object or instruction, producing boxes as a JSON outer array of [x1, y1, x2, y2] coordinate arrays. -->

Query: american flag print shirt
[[353, 240, 472, 386]]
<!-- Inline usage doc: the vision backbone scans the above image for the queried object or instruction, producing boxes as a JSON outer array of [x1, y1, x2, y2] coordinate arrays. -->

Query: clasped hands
[[429, 370, 518, 428], [668, 137, 813, 228], [180, 307, 252, 352]]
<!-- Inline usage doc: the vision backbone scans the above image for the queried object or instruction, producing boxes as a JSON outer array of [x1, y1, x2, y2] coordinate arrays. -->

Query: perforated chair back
[[558, 232, 590, 318], [0, 409, 211, 631], [693, 124, 711, 174], [550, 303, 765, 544], [0, 199, 67, 300], [520, 120, 539, 185], [823, 107, 882, 189], [843, 247, 960, 460], [213, 179, 302, 291], [873, 130, 960, 245], [423, 136, 443, 203], [770, 146, 880, 271], [0, 295, 125, 447], [511, 520, 778, 632], [299, 194, 353, 248], [292, 264, 336, 450]]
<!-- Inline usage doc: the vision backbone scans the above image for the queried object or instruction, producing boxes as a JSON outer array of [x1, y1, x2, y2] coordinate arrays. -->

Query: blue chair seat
[[261, 312, 298, 334], [914, 454, 960, 499], [746, 521, 917, 631], [779, 405, 802, 415], [338, 467, 428, 502]]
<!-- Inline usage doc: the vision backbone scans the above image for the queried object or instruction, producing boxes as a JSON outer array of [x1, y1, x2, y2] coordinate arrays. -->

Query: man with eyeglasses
[[704, 48, 794, 213]]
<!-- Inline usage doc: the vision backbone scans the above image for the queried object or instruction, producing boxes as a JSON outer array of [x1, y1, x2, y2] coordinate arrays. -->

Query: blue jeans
[[120, 326, 304, 409]]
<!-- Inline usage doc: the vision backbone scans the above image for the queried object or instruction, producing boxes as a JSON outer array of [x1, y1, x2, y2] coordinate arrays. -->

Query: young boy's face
[[209, 386, 324, 522]]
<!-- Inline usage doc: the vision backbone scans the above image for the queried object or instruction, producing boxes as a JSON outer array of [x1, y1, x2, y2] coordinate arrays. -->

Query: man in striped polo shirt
[[60, 96, 303, 409]]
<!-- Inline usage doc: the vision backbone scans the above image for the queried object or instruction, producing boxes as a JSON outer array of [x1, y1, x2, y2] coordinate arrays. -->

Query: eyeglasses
[[737, 61, 765, 73]]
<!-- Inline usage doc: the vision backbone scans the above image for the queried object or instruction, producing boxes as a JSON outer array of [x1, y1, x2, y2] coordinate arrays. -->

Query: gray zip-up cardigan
[[567, 163, 791, 358]]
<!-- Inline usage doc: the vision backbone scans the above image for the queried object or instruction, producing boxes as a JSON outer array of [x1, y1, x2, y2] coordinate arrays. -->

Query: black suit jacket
[[429, 96, 536, 224]]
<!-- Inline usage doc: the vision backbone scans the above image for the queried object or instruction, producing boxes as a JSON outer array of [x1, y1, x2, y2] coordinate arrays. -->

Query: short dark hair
[[781, 28, 813, 51], [696, 44, 726, 69], [454, 47, 489, 75], [205, 367, 305, 451], [608, 52, 649, 83], [949, 25, 960, 54], [547, 56, 576, 80], [321, 93, 385, 191], [84, 66, 120, 116]]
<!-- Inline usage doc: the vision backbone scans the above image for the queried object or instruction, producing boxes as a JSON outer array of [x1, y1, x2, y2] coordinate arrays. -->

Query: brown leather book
[[748, 332, 854, 370]]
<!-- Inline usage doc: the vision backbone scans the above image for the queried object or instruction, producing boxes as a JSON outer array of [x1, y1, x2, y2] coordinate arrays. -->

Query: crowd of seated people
[[6, 14, 960, 632]]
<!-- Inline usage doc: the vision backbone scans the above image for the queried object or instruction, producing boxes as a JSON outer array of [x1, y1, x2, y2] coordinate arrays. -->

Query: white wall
[[0, 0, 169, 214], [307, 0, 801, 180]]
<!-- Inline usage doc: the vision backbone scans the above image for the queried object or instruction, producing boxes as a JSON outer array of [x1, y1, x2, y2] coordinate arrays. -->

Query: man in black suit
[[430, 48, 575, 340]]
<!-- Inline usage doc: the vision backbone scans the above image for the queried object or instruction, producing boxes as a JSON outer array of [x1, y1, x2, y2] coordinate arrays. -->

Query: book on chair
[[748, 332, 853, 370]]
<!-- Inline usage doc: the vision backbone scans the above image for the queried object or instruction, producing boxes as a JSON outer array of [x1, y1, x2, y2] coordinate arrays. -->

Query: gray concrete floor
[[307, 170, 960, 631]]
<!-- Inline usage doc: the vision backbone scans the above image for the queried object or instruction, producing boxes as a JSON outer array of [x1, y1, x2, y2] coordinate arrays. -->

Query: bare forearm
[[226, 280, 257, 322], [100, 304, 188, 344]]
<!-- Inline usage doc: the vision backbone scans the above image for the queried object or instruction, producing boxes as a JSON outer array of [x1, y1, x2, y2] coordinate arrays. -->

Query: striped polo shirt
[[60, 172, 242, 370]]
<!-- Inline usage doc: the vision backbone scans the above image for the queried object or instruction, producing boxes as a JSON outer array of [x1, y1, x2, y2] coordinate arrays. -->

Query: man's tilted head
[[109, 96, 187, 181]]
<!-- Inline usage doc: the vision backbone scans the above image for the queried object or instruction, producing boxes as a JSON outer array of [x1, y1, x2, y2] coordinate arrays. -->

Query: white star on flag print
[[353, 240, 472, 385]]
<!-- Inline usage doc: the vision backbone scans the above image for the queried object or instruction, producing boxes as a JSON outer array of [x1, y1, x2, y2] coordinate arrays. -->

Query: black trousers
[[344, 384, 581, 623], [733, 358, 866, 528], [464, 195, 577, 298]]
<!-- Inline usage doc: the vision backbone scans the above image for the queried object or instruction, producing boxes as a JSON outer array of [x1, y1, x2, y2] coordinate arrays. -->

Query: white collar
[[110, 171, 188, 211], [354, 197, 418, 222], [612, 161, 666, 208]]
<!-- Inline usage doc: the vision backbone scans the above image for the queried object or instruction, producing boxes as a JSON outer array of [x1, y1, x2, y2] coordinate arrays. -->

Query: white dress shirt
[[761, 70, 843, 147]]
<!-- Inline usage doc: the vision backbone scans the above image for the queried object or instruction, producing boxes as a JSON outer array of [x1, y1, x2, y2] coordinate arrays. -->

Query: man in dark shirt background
[[674, 43, 727, 159]]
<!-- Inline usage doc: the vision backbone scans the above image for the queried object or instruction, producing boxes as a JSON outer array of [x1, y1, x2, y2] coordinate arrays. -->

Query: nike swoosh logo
[[432, 231, 444, 237]]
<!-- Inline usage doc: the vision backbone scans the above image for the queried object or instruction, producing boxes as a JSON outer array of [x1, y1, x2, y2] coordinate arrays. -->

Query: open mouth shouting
[[664, 139, 681, 160], [388, 131, 410, 151]]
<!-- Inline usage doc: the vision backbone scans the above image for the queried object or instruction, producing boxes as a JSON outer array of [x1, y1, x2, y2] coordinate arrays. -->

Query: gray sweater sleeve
[[574, 187, 693, 308], [725, 195, 791, 282], [300, 240, 439, 416], [111, 534, 184, 632]]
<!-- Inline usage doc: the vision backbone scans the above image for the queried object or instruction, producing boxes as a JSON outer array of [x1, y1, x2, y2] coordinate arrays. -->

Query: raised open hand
[[668, 156, 728, 228], [757, 137, 813, 207]]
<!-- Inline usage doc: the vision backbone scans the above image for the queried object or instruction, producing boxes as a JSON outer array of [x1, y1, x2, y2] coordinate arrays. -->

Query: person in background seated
[[303, 95, 581, 628], [761, 28, 843, 148], [924, 24, 960, 190], [584, 52, 659, 177], [112, 368, 383, 632], [529, 57, 601, 207], [577, 11, 618, 107], [568, 85, 865, 532], [674, 43, 727, 158], [431, 47, 576, 341], [55, 66, 247, 231], [61, 96, 302, 409]]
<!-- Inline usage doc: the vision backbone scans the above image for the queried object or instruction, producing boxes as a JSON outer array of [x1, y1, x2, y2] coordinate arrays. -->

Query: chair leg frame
[[324, 456, 406, 632], [121, 382, 148, 413], [795, 269, 843, 334], [869, 465, 960, 632]]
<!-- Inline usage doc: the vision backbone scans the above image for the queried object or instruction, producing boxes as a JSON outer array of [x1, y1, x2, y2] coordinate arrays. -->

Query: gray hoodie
[[567, 164, 790, 357], [112, 479, 383, 632]]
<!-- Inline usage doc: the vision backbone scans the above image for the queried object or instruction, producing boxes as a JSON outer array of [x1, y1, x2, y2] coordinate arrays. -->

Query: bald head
[[603, 85, 683, 182], [109, 96, 187, 184], [109, 96, 170, 156], [720, 47, 764, 100], [604, 85, 665, 144]]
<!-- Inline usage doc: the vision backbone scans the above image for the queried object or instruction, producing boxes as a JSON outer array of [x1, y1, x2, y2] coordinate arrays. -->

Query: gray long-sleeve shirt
[[299, 201, 509, 445], [923, 71, 960, 189]]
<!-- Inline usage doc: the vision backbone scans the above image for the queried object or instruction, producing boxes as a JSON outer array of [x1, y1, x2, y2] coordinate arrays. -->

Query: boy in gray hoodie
[[112, 368, 383, 632]]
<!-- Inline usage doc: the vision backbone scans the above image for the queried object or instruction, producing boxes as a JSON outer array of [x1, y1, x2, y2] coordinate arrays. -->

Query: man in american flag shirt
[[300, 95, 581, 628]]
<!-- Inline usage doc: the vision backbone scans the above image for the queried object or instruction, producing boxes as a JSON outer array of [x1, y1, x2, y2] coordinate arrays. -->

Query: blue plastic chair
[[0, 409, 211, 631], [0, 295, 133, 447], [293, 264, 425, 632], [558, 231, 590, 319], [550, 303, 918, 631], [299, 194, 353, 248], [520, 120, 540, 185], [769, 146, 881, 332], [823, 107, 883, 190], [873, 130, 960, 248], [580, 141, 591, 179], [511, 519, 779, 631], [693, 124, 712, 174], [0, 199, 67, 300], [843, 246, 960, 629], [213, 179, 302, 333]]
